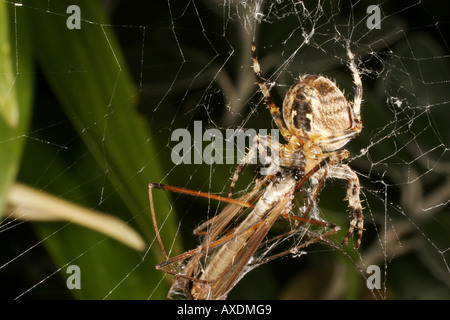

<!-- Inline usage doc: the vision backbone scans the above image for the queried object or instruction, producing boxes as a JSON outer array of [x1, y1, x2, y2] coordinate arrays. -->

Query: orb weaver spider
[[150, 41, 364, 300]]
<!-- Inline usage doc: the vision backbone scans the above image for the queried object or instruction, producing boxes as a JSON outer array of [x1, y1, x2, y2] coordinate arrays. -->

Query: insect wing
[[207, 197, 291, 299], [166, 184, 264, 299]]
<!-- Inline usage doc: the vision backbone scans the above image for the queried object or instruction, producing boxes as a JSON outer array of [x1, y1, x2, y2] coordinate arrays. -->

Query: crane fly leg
[[149, 181, 267, 282]]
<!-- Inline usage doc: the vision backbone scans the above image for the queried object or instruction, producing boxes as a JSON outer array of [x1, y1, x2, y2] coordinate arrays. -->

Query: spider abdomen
[[283, 75, 355, 151]]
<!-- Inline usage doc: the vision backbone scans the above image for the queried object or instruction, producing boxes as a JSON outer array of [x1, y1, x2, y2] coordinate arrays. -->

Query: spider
[[230, 42, 364, 248], [149, 41, 365, 300]]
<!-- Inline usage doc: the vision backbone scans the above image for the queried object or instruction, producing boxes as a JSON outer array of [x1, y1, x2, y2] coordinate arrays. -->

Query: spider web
[[0, 0, 449, 300]]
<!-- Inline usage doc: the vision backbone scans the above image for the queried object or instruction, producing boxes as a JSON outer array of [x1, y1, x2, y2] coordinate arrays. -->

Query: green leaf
[[0, 2, 33, 216], [11, 0, 180, 299]]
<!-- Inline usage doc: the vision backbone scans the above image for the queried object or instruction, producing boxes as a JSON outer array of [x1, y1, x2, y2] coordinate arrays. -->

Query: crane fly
[[149, 155, 341, 300]]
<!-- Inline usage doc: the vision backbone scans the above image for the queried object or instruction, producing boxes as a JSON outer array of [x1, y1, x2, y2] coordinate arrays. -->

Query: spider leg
[[346, 43, 362, 125], [251, 43, 292, 141], [327, 162, 364, 248], [229, 134, 281, 197]]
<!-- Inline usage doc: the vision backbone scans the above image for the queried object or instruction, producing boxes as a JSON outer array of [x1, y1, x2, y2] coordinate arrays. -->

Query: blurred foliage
[[0, 0, 449, 300], [0, 1, 33, 222], [1, 0, 179, 299]]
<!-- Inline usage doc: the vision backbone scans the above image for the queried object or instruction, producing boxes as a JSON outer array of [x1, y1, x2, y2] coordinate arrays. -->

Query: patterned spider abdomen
[[283, 75, 355, 151]]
